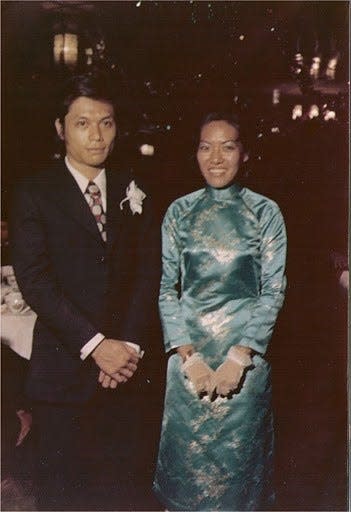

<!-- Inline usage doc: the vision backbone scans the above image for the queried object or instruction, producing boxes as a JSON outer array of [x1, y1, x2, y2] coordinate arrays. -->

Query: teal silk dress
[[153, 183, 287, 511]]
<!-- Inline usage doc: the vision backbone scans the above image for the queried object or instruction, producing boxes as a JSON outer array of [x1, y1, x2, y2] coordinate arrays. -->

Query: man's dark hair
[[56, 72, 117, 123]]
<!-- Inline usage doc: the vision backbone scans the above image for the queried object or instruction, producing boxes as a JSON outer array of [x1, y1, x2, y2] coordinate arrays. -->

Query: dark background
[[1, 1, 349, 510]]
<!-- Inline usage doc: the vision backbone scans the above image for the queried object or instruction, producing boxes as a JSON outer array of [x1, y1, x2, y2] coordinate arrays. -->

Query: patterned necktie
[[85, 181, 107, 242]]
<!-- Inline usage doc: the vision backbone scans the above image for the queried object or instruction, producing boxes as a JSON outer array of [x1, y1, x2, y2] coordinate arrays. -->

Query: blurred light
[[139, 144, 154, 156], [272, 88, 280, 105], [136, 1, 141, 6], [53, 34, 64, 63], [323, 110, 336, 121], [325, 55, 339, 80], [270, 27, 275, 32], [53, 33, 78, 67], [85, 48, 93, 66], [271, 126, 280, 133], [291, 53, 304, 76], [309, 56, 321, 79], [166, 125, 171, 130], [294, 52, 303, 66], [292, 104, 302, 120], [308, 104, 319, 119], [239, 35, 245, 40]]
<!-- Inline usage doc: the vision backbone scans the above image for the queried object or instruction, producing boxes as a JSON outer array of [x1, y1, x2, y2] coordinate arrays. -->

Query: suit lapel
[[105, 169, 131, 253], [45, 162, 133, 248], [47, 162, 105, 244]]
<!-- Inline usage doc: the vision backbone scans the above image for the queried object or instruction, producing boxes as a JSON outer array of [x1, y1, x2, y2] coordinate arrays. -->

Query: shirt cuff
[[80, 333, 105, 360], [125, 342, 144, 358], [80, 336, 145, 361]]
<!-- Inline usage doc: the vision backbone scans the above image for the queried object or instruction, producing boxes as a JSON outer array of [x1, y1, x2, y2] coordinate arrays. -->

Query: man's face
[[55, 96, 117, 178], [197, 120, 246, 188]]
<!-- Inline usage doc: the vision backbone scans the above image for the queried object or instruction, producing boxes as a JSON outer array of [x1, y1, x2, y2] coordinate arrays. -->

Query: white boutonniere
[[119, 180, 146, 215]]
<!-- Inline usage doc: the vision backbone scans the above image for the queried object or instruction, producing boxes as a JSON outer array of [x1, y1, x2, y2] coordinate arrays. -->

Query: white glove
[[181, 352, 215, 396], [214, 346, 252, 397]]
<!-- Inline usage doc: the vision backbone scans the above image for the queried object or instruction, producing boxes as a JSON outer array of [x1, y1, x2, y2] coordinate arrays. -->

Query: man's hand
[[98, 370, 121, 389], [92, 338, 139, 379]]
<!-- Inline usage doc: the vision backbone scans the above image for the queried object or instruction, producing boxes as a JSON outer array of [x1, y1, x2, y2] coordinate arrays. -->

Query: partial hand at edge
[[339, 270, 349, 290]]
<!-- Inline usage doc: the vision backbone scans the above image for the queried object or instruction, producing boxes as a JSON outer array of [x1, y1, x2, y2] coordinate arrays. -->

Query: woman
[[153, 112, 287, 511]]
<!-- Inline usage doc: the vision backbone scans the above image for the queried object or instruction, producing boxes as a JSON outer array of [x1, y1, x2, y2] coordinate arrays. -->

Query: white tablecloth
[[1, 311, 36, 360]]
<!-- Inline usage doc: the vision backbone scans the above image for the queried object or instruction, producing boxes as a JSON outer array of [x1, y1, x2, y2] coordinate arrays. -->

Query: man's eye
[[77, 120, 87, 127], [103, 120, 113, 127], [224, 144, 236, 151], [199, 145, 209, 151]]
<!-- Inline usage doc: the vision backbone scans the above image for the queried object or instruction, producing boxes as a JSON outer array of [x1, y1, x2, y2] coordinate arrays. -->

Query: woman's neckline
[[206, 182, 242, 200]]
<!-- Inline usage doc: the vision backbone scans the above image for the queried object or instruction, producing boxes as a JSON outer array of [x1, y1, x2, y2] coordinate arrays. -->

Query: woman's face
[[197, 120, 246, 188]]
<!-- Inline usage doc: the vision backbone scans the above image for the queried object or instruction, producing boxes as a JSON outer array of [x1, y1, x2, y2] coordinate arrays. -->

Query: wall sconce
[[53, 33, 78, 67]]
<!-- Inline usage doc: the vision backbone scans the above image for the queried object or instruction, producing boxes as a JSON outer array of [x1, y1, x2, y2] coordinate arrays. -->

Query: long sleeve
[[239, 205, 287, 355], [159, 205, 193, 352], [159, 187, 287, 358], [11, 182, 99, 357]]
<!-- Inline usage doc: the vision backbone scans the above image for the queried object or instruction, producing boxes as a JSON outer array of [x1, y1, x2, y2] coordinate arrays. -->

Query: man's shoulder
[[17, 160, 67, 190]]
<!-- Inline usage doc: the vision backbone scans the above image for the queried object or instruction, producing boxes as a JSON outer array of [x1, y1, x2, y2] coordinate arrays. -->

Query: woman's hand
[[176, 344, 195, 362], [213, 345, 253, 397], [235, 345, 253, 356], [181, 352, 215, 396]]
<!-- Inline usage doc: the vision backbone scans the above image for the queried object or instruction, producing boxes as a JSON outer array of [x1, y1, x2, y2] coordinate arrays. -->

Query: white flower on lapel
[[119, 180, 146, 215]]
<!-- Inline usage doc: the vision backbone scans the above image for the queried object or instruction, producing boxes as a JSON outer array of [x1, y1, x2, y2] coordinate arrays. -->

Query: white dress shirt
[[65, 156, 142, 360], [65, 156, 107, 211]]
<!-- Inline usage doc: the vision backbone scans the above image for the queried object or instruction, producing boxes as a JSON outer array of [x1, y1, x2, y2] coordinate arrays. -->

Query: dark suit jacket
[[11, 161, 161, 403]]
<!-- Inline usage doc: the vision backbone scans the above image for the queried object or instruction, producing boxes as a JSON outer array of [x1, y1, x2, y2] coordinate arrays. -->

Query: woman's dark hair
[[198, 111, 248, 150], [199, 111, 240, 131], [56, 72, 117, 123]]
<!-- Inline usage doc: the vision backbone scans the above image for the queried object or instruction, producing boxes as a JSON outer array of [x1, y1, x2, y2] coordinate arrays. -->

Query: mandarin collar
[[206, 182, 242, 201]]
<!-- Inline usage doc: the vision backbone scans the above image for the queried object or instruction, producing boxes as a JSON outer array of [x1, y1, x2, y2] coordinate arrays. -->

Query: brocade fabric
[[153, 183, 287, 511]]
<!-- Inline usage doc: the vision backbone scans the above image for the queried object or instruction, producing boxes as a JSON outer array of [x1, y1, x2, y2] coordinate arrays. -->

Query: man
[[11, 73, 161, 510]]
